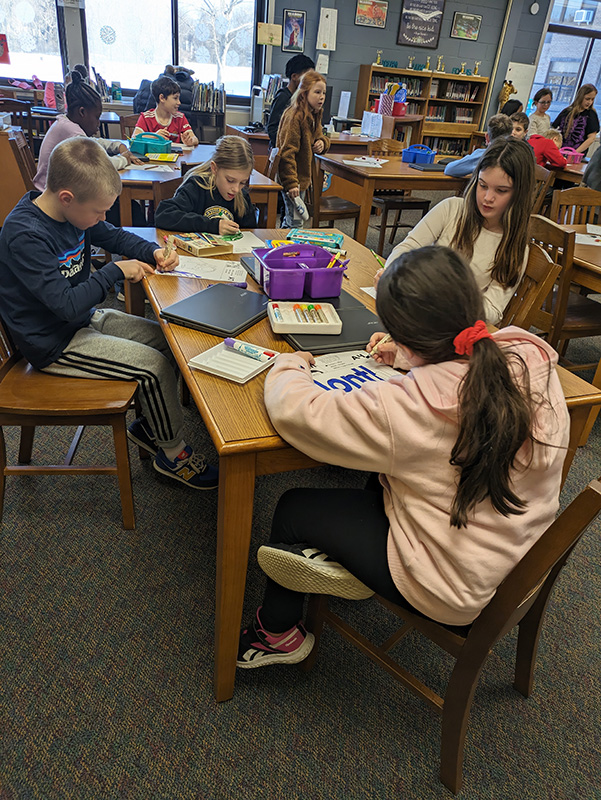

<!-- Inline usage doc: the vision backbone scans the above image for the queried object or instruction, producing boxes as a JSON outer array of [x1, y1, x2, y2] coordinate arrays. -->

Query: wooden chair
[[0, 319, 139, 529], [0, 98, 33, 147], [500, 243, 562, 330], [367, 138, 431, 254], [301, 476, 601, 794], [8, 128, 36, 186], [550, 186, 601, 225], [308, 157, 361, 237], [0, 129, 35, 226], [120, 113, 141, 140], [531, 164, 555, 215]]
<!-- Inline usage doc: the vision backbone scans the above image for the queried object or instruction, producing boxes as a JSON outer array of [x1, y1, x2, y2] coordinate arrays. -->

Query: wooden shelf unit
[[355, 65, 489, 156]]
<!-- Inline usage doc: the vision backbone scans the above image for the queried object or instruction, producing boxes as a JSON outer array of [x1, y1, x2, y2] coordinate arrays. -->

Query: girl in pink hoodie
[[237, 246, 569, 670]]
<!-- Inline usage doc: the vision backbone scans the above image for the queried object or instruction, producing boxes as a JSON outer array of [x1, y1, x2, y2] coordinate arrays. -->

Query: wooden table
[[314, 153, 468, 245], [553, 160, 586, 185], [125, 226, 601, 702]]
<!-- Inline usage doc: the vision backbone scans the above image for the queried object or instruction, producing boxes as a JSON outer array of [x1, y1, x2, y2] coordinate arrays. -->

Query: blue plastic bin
[[401, 144, 436, 164]]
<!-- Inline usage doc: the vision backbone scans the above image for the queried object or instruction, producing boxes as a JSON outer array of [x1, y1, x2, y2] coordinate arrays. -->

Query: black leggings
[[260, 477, 420, 633]]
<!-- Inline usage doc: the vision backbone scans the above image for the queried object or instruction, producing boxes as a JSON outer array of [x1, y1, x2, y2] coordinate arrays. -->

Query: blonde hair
[[46, 138, 121, 202], [544, 128, 563, 145], [184, 135, 254, 217]]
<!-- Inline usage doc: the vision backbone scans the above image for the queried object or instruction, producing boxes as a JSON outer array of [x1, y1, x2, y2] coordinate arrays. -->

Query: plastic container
[[401, 144, 436, 164], [254, 244, 346, 300], [392, 102, 407, 117], [130, 133, 172, 155], [559, 147, 584, 164]]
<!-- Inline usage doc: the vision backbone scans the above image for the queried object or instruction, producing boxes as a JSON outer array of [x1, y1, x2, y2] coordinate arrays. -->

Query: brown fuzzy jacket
[[275, 108, 330, 192]]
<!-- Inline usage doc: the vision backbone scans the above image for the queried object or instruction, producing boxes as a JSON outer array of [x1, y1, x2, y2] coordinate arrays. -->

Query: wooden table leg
[[354, 178, 375, 245], [125, 281, 146, 317], [265, 191, 278, 228], [214, 451, 257, 702], [119, 187, 134, 226], [313, 161, 325, 228], [579, 357, 601, 446]]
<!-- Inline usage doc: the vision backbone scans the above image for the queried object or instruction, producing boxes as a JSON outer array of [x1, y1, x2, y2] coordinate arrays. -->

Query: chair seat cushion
[[0, 360, 137, 415]]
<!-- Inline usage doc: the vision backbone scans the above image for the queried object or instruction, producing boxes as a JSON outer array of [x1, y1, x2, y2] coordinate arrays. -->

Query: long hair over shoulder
[[560, 83, 597, 141], [284, 69, 327, 133], [450, 137, 534, 290], [376, 245, 536, 529], [183, 135, 254, 216]]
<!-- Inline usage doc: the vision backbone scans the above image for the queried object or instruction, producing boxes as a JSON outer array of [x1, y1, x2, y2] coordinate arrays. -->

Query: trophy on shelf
[[435, 55, 444, 72], [425, 56, 431, 70], [474, 61, 481, 76], [408, 55, 415, 70], [373, 49, 383, 66], [460, 62, 467, 75]]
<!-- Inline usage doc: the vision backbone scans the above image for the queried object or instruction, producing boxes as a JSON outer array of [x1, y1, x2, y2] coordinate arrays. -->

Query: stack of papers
[[575, 224, 601, 246], [156, 256, 247, 282], [342, 156, 388, 168]]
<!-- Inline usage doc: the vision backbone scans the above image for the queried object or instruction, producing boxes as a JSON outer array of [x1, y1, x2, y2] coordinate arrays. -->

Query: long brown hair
[[283, 69, 327, 133], [450, 138, 534, 289], [561, 83, 597, 140], [377, 245, 535, 529], [183, 135, 254, 216]]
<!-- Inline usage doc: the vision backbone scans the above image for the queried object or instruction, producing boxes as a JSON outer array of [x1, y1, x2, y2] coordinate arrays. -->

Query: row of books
[[426, 105, 447, 122], [264, 75, 283, 106], [423, 136, 468, 156], [443, 81, 480, 101], [190, 81, 226, 113], [91, 67, 111, 101], [450, 107, 475, 123], [369, 76, 424, 97]]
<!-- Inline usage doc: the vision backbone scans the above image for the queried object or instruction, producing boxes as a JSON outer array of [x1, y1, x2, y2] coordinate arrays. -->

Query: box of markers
[[267, 301, 342, 335], [168, 232, 233, 258]]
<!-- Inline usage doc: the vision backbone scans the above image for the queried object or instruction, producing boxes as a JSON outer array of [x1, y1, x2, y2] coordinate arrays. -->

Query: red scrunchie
[[453, 320, 492, 357]]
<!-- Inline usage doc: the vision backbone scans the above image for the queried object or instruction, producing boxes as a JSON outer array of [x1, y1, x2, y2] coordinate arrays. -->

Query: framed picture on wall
[[282, 10, 306, 53], [355, 0, 389, 28], [450, 12, 482, 41], [397, 0, 445, 48]]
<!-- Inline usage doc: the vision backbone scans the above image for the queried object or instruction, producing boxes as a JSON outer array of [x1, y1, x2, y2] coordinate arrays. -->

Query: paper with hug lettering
[[309, 350, 397, 393]]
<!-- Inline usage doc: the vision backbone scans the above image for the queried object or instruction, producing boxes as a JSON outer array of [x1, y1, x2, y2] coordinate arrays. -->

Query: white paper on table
[[586, 224, 601, 235], [230, 231, 266, 253], [361, 286, 377, 299], [122, 164, 175, 172], [343, 159, 384, 168], [309, 350, 397, 393], [575, 233, 601, 246], [156, 256, 247, 281]]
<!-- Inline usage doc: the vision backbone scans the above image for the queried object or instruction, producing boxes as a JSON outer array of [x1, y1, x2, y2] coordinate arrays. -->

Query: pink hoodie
[[264, 328, 570, 625]]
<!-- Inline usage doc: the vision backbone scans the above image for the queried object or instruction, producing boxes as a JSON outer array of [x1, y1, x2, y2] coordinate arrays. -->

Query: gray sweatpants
[[41, 308, 184, 449]]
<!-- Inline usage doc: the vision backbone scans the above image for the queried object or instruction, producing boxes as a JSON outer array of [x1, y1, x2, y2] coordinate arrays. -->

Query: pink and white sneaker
[[237, 608, 315, 669]]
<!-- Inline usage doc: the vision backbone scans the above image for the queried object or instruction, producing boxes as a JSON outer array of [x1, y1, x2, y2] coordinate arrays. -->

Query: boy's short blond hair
[[544, 128, 563, 145], [46, 138, 122, 202]]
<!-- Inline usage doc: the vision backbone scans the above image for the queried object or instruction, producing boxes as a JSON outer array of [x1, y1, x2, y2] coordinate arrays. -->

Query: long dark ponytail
[[376, 246, 534, 528]]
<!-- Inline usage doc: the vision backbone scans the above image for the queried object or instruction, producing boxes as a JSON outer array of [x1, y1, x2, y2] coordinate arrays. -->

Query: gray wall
[[270, 0, 550, 122]]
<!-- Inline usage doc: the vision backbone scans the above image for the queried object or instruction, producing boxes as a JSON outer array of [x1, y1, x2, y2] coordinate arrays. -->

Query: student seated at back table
[[444, 113, 513, 178], [0, 137, 218, 491], [236, 245, 569, 669], [384, 138, 534, 326], [155, 135, 257, 234], [267, 54, 315, 149], [133, 76, 199, 146], [530, 128, 567, 169], [510, 111, 530, 141]]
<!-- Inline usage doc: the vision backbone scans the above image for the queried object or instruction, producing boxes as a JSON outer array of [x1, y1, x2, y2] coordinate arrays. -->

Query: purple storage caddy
[[254, 244, 346, 300]]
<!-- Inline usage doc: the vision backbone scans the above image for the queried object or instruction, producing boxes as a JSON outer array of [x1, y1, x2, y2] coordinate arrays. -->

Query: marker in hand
[[370, 333, 392, 356]]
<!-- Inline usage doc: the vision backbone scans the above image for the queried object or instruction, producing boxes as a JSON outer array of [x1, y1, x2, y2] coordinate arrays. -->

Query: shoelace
[[184, 451, 208, 472]]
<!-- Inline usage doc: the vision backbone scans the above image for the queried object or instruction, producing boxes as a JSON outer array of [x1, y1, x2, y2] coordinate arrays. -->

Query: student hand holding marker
[[295, 351, 316, 367], [115, 260, 157, 283], [366, 332, 397, 366]]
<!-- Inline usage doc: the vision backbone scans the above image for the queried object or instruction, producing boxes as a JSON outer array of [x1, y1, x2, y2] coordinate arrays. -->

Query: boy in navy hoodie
[[0, 137, 218, 490]]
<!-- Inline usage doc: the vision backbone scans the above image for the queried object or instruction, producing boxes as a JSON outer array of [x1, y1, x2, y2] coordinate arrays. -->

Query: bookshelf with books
[[355, 65, 488, 155], [188, 81, 226, 142]]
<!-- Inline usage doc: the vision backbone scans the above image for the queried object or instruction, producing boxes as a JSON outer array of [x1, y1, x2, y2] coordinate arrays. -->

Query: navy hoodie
[[0, 192, 157, 369]]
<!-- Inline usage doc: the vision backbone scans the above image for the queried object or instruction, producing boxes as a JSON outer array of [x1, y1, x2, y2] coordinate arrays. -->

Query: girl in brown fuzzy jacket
[[275, 70, 330, 227]]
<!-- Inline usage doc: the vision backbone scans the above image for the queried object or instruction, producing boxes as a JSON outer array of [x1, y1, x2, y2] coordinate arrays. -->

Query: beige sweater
[[276, 109, 330, 191]]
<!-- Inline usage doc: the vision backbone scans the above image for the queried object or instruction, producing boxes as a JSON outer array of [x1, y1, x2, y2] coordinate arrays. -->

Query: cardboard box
[[169, 233, 234, 258]]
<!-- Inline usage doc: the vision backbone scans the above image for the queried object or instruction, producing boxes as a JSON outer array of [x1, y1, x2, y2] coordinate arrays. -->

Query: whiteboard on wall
[[505, 62, 538, 106]]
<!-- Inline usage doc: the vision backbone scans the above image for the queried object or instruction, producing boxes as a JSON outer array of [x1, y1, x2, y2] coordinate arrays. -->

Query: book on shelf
[[451, 106, 475, 124], [191, 81, 226, 113], [423, 136, 468, 156], [430, 79, 439, 99], [426, 104, 446, 122], [264, 75, 283, 106]]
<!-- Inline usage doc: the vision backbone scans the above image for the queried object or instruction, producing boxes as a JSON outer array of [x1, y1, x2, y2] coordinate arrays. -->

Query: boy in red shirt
[[529, 128, 567, 168], [133, 76, 198, 146]]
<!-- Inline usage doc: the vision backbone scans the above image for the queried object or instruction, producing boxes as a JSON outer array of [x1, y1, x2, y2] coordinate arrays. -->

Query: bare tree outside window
[[0, 0, 62, 81]]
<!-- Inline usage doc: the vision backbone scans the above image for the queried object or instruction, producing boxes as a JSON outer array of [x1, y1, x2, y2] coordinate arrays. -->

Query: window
[[84, 0, 173, 91], [0, 0, 62, 81], [178, 0, 256, 98]]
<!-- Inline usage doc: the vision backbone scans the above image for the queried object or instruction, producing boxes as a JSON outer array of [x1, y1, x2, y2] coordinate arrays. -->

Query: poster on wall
[[450, 12, 482, 41], [355, 0, 389, 28], [282, 10, 306, 53], [397, 0, 445, 49]]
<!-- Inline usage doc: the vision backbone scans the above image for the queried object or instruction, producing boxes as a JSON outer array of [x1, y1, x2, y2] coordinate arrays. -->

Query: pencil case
[[401, 144, 436, 164], [254, 244, 346, 300], [130, 133, 172, 155], [559, 147, 584, 164]]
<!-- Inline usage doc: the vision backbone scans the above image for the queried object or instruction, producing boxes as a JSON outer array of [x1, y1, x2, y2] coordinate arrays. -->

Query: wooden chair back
[[9, 128, 36, 185], [367, 138, 404, 157], [0, 319, 20, 381], [550, 186, 601, 225], [303, 476, 601, 794], [0, 129, 36, 226], [500, 243, 562, 329], [266, 147, 280, 182], [0, 98, 33, 145], [120, 113, 140, 140], [529, 214, 576, 349], [531, 164, 555, 215]]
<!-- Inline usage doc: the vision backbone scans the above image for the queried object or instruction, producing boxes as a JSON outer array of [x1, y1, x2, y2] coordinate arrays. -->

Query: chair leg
[[300, 593, 329, 673], [18, 426, 35, 463], [513, 586, 555, 698], [388, 208, 402, 245], [0, 427, 6, 525], [377, 207, 389, 256], [440, 649, 489, 794], [112, 416, 136, 530]]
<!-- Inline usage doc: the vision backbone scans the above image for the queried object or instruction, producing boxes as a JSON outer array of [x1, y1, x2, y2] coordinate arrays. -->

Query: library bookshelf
[[355, 64, 489, 156]]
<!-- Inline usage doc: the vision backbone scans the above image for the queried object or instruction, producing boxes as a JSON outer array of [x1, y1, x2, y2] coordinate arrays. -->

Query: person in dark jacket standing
[[267, 54, 315, 148]]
